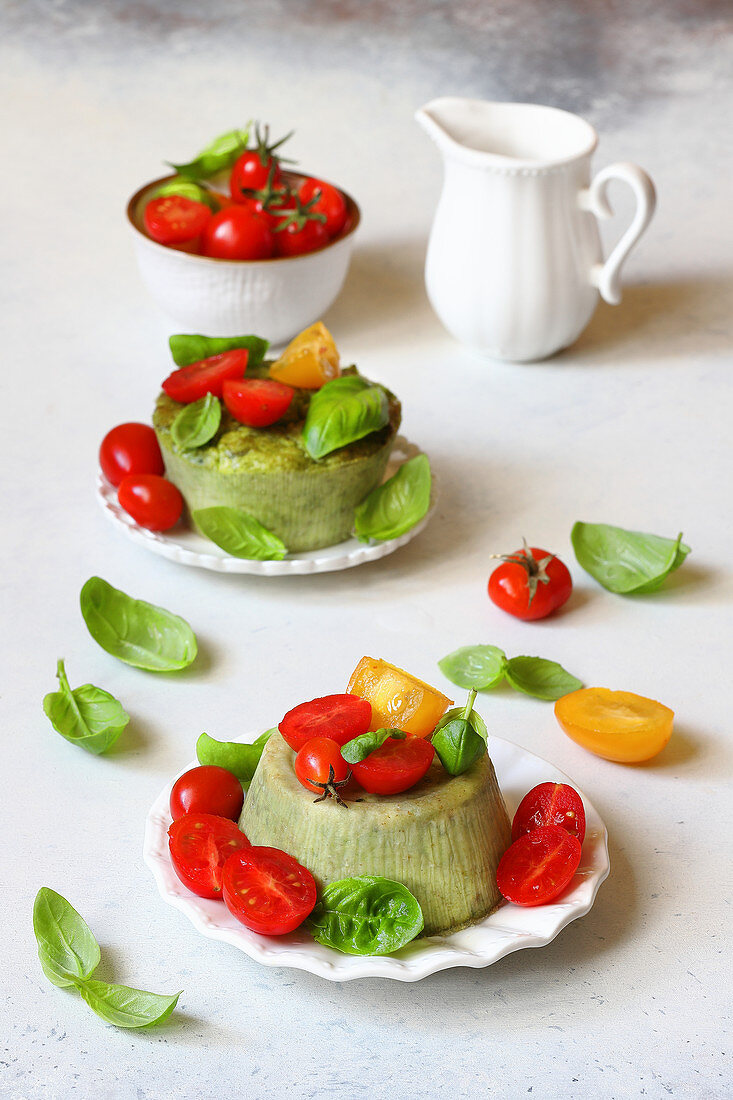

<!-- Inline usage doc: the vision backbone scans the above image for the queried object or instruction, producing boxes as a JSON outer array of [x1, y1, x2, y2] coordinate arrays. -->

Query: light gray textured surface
[[2, 3, 732, 1098]]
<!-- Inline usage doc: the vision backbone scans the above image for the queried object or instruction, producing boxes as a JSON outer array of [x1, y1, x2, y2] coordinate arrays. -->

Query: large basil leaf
[[171, 393, 221, 449], [77, 981, 181, 1029], [571, 522, 691, 594], [193, 507, 287, 560], [354, 454, 431, 542], [438, 645, 507, 690], [151, 179, 220, 211], [168, 127, 251, 180], [196, 729, 274, 783], [33, 888, 100, 988], [80, 577, 197, 672], [505, 656, 583, 701], [430, 691, 486, 775], [43, 660, 129, 755], [434, 703, 488, 743], [302, 376, 389, 460], [340, 728, 406, 765], [169, 333, 269, 368], [308, 877, 423, 956]]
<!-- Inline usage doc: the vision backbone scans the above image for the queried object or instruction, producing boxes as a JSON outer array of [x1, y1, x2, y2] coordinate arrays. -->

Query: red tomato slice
[[222, 845, 317, 935], [168, 813, 250, 899], [162, 349, 248, 404], [511, 782, 586, 843], [169, 766, 244, 822], [496, 824, 582, 906], [144, 195, 212, 245], [117, 474, 183, 532], [99, 422, 164, 487], [278, 694, 372, 752], [350, 736, 435, 796], [222, 378, 294, 427]]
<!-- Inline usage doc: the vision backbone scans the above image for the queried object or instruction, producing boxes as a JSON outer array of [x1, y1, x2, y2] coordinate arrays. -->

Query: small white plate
[[97, 436, 434, 575], [143, 735, 610, 982]]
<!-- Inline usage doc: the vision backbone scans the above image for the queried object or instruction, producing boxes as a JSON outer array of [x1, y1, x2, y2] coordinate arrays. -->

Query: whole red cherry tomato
[[275, 216, 330, 257], [298, 178, 348, 237], [294, 737, 351, 804], [168, 813, 249, 898], [144, 195, 212, 245], [201, 206, 273, 260], [162, 349, 248, 404], [488, 541, 572, 621], [222, 378, 294, 427], [496, 825, 582, 907], [170, 765, 244, 822], [228, 125, 292, 197], [99, 423, 164, 487], [222, 845, 317, 934], [118, 474, 183, 531], [278, 694, 372, 752], [350, 736, 435, 796], [511, 782, 586, 844]]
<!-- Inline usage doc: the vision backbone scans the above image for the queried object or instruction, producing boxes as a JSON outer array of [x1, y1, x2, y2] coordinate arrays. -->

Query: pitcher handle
[[582, 162, 656, 305]]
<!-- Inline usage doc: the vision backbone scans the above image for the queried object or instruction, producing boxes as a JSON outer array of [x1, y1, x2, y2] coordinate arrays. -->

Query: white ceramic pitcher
[[416, 98, 656, 362]]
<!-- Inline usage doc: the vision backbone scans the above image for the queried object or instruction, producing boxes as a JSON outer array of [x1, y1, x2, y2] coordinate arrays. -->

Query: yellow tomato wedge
[[268, 322, 340, 389], [347, 657, 452, 738], [555, 687, 674, 763]]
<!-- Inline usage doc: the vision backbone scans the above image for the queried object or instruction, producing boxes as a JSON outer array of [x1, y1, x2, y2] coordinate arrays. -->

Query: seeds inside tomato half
[[222, 378, 294, 427], [511, 782, 586, 843], [278, 694, 372, 752], [496, 824, 582, 907], [168, 813, 250, 899], [350, 736, 435, 796], [222, 845, 317, 935]]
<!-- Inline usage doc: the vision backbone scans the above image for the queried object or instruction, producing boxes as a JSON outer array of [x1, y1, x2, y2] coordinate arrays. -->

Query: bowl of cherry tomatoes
[[126, 125, 360, 346]]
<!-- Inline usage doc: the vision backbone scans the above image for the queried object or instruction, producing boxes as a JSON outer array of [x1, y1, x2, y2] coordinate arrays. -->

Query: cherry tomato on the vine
[[201, 206, 274, 260], [294, 737, 351, 804], [488, 541, 572, 621], [496, 824, 582, 907], [278, 694, 372, 752], [118, 474, 183, 532], [162, 349, 248, 404], [511, 782, 586, 844], [222, 845, 317, 934], [144, 195, 212, 245], [99, 422, 164, 487], [168, 813, 249, 899], [229, 125, 292, 197], [275, 216, 329, 257], [222, 378, 294, 427], [350, 736, 435, 796], [169, 765, 244, 822], [298, 178, 348, 237]]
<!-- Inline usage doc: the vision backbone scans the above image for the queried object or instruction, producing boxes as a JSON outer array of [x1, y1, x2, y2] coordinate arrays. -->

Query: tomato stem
[[310, 764, 352, 808]]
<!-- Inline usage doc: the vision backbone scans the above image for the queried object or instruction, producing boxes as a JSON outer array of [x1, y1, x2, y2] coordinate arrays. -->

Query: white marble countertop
[[2, 4, 731, 1098]]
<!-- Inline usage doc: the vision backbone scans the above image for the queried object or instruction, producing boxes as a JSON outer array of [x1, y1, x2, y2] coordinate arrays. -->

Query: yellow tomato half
[[555, 687, 674, 763], [268, 322, 340, 389], [347, 657, 452, 738]]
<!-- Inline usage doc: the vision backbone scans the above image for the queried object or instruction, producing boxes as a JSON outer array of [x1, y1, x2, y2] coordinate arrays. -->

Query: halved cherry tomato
[[201, 206, 274, 260], [511, 782, 586, 844], [497, 824, 582, 906], [350, 736, 435, 796], [555, 687, 674, 763], [118, 474, 183, 532], [274, 216, 329, 257], [294, 737, 351, 802], [99, 423, 164, 487], [268, 322, 340, 389], [170, 765, 244, 822], [278, 694, 372, 752], [144, 195, 212, 245], [162, 349, 248, 404], [347, 657, 452, 738], [222, 845, 317, 934], [488, 543, 572, 621], [222, 377, 294, 427], [168, 813, 249, 899], [298, 178, 348, 237]]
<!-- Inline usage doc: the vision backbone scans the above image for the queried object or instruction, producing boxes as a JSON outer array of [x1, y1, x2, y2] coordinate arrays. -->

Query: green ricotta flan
[[152, 365, 401, 553], [240, 731, 512, 937]]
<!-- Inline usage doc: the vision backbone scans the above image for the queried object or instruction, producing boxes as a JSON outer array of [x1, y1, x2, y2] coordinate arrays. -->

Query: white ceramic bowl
[[126, 172, 360, 345]]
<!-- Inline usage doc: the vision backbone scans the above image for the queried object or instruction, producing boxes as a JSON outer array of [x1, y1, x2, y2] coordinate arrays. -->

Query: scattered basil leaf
[[171, 393, 221, 450], [77, 981, 181, 1029], [196, 729, 274, 783], [571, 522, 691, 594], [193, 507, 287, 560], [340, 728, 406, 765], [80, 577, 197, 672], [354, 454, 431, 543], [431, 690, 487, 775], [505, 656, 583, 701], [438, 645, 507, 690], [33, 888, 100, 988], [308, 877, 424, 956], [167, 126, 251, 180], [302, 375, 389, 460], [151, 179, 220, 211], [43, 659, 129, 755], [168, 333, 269, 368]]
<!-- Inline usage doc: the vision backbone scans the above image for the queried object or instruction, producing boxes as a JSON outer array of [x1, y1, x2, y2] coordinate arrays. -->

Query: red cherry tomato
[[162, 349, 248, 404], [201, 206, 273, 260], [222, 377, 294, 427], [278, 694, 372, 752], [298, 178, 348, 237], [229, 150, 283, 198], [275, 217, 330, 257], [117, 474, 183, 532], [294, 737, 350, 799], [222, 845, 317, 934], [497, 824, 582, 906], [350, 736, 435, 796], [144, 195, 212, 245], [168, 813, 249, 899], [488, 543, 572, 621], [99, 422, 164, 487], [511, 782, 586, 844], [169, 765, 244, 822]]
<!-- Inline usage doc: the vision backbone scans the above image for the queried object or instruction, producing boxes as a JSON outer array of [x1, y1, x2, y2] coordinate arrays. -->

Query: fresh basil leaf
[[168, 333, 269, 368], [308, 877, 423, 956], [33, 888, 100, 987], [571, 522, 691, 594], [151, 179, 220, 211], [354, 454, 431, 543], [171, 393, 221, 450], [43, 660, 129, 755], [80, 577, 197, 672], [340, 728, 406, 765], [302, 375, 389, 460], [77, 981, 181, 1029], [196, 729, 273, 783], [431, 691, 486, 775], [505, 656, 583, 701], [168, 126, 250, 180], [434, 704, 488, 743], [438, 645, 507, 690], [193, 507, 287, 560]]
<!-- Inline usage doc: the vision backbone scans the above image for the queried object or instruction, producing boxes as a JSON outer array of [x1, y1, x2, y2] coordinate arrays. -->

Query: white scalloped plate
[[97, 436, 434, 575], [143, 734, 610, 982]]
